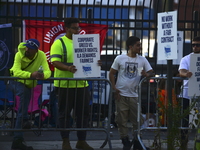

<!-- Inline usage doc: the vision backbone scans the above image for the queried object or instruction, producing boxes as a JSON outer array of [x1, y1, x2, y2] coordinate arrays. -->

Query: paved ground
[[0, 140, 195, 150], [0, 128, 196, 150]]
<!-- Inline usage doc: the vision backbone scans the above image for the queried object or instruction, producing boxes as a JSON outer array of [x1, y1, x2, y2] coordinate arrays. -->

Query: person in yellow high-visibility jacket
[[50, 17, 101, 150], [8, 39, 51, 150]]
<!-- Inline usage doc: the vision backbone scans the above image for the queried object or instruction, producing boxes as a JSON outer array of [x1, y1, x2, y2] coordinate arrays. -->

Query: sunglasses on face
[[192, 44, 200, 47], [26, 40, 39, 48], [70, 27, 81, 31]]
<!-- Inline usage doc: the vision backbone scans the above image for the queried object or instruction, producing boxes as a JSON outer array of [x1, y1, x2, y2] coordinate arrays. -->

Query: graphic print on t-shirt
[[125, 62, 138, 79]]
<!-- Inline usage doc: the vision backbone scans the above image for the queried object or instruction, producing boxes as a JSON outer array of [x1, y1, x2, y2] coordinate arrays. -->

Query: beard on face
[[25, 51, 30, 57], [193, 48, 200, 54]]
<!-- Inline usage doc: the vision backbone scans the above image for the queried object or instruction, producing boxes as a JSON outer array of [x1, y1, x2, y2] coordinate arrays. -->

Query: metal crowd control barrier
[[0, 76, 113, 149], [137, 76, 200, 150]]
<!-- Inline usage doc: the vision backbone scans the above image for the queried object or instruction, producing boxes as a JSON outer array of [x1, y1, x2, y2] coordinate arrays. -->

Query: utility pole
[[165, 0, 174, 150]]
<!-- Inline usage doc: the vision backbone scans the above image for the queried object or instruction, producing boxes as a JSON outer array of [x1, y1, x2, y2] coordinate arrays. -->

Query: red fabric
[[15, 85, 49, 121], [158, 89, 177, 125], [158, 89, 177, 108], [24, 20, 108, 71]]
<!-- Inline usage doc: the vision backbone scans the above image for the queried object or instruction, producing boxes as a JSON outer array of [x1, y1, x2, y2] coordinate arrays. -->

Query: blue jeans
[[7, 80, 32, 140]]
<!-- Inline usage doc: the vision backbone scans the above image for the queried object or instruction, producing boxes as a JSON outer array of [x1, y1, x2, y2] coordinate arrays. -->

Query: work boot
[[11, 138, 33, 150], [22, 120, 32, 129], [121, 136, 132, 150], [76, 140, 94, 150], [62, 138, 72, 150], [133, 139, 150, 150]]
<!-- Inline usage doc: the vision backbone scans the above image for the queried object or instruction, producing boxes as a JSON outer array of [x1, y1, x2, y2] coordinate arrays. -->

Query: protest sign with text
[[73, 34, 101, 78], [157, 11, 177, 61], [157, 31, 183, 64], [188, 54, 200, 96]]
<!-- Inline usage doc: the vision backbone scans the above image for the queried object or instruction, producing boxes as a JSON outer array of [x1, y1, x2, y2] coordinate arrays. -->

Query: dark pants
[[56, 87, 90, 140], [49, 89, 58, 126]]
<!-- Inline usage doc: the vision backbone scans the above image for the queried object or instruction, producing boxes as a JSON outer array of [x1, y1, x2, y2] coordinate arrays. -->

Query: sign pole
[[166, 0, 174, 150]]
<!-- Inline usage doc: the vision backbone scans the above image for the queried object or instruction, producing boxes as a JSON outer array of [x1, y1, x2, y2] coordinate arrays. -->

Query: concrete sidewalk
[[0, 139, 195, 150], [0, 128, 196, 150]]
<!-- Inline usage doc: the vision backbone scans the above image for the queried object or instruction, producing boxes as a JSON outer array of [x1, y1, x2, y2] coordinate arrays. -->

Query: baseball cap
[[24, 39, 40, 50]]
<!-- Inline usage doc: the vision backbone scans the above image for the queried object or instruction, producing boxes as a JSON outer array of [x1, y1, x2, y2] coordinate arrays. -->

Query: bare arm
[[109, 68, 118, 90], [109, 68, 120, 100], [179, 69, 192, 78], [141, 69, 155, 77], [52, 61, 77, 73]]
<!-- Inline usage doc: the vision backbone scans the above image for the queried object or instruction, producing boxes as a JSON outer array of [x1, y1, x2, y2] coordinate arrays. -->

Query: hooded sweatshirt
[[10, 42, 51, 88]]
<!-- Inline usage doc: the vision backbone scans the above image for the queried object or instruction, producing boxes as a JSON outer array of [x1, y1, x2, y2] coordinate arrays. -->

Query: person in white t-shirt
[[178, 36, 200, 150], [109, 36, 154, 150]]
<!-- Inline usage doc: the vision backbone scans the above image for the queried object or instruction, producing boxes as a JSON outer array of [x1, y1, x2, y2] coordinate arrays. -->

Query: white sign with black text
[[188, 54, 200, 96], [73, 34, 101, 78], [90, 70, 110, 105], [157, 11, 177, 60], [157, 31, 183, 64]]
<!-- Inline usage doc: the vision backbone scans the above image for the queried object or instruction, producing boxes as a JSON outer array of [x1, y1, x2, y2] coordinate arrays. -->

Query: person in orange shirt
[[157, 78, 178, 126]]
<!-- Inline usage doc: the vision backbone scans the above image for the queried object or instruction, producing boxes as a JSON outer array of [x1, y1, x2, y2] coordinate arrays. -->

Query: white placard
[[91, 70, 110, 104], [188, 54, 200, 96], [157, 11, 178, 61], [157, 31, 183, 64], [42, 83, 54, 101], [73, 34, 101, 78]]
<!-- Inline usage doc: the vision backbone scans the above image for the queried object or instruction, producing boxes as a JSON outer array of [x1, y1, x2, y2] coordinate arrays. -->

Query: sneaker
[[76, 140, 94, 150], [62, 138, 72, 150], [11, 138, 33, 150]]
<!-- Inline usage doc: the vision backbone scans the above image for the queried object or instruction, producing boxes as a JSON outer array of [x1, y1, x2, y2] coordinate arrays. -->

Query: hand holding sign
[[68, 65, 77, 73]]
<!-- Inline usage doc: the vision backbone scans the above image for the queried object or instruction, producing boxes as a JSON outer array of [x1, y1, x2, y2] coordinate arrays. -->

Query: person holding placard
[[178, 36, 200, 150], [109, 36, 154, 150], [50, 17, 100, 150]]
